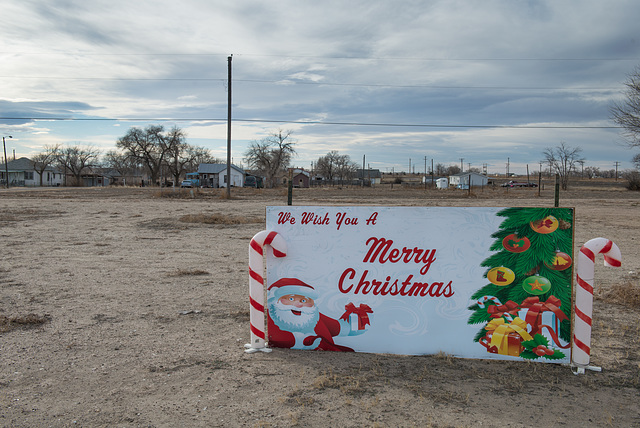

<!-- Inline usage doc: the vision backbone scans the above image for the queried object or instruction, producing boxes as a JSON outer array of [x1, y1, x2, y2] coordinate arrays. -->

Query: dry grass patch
[[598, 282, 640, 307], [153, 188, 204, 199], [179, 213, 262, 225], [0, 314, 51, 333], [313, 369, 368, 395], [167, 268, 210, 277]]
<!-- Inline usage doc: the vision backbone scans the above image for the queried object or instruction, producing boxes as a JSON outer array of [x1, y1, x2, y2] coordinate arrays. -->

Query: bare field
[[1, 182, 639, 427]]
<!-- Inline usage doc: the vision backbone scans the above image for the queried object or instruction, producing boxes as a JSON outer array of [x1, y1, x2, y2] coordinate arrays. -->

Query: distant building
[[357, 169, 382, 186], [197, 164, 245, 188], [279, 168, 311, 188], [78, 167, 129, 187], [436, 177, 449, 189], [449, 172, 489, 188], [0, 157, 63, 187]]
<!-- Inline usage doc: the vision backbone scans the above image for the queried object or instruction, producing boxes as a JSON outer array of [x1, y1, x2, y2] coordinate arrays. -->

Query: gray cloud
[[1, 0, 638, 172]]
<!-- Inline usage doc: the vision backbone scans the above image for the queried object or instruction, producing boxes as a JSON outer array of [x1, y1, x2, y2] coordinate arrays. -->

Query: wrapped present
[[340, 303, 373, 331], [487, 300, 520, 319], [518, 296, 569, 349], [480, 317, 533, 357]]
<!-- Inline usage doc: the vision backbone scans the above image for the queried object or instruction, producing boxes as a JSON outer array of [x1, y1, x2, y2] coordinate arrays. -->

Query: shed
[[291, 169, 310, 188]]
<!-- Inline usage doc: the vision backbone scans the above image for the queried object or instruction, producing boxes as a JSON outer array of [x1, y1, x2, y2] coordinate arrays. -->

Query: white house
[[0, 157, 64, 187], [449, 172, 489, 188], [197, 164, 245, 188]]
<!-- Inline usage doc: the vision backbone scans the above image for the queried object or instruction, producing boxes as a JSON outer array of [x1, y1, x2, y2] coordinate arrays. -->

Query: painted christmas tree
[[468, 207, 574, 360]]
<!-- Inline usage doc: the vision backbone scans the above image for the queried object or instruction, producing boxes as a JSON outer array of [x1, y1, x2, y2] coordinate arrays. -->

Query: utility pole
[[409, 158, 411, 175], [614, 161, 620, 181], [424, 156, 427, 190], [2, 135, 11, 188], [431, 159, 434, 189], [226, 55, 232, 198], [362, 154, 366, 187], [460, 158, 464, 172]]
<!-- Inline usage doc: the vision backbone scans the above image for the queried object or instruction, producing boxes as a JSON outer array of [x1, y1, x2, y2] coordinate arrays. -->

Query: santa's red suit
[[268, 311, 354, 352], [266, 277, 371, 352]]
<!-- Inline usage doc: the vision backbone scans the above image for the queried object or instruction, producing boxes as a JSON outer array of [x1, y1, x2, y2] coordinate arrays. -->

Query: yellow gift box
[[481, 317, 533, 357]]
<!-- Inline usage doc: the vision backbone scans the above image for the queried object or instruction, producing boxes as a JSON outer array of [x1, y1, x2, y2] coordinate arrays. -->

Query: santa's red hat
[[267, 277, 318, 300]]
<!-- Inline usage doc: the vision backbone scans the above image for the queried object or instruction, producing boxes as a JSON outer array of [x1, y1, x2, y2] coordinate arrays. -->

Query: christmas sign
[[260, 206, 574, 362]]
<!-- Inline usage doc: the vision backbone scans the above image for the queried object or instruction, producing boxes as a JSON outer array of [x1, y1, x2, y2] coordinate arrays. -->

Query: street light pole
[[2, 136, 11, 189]]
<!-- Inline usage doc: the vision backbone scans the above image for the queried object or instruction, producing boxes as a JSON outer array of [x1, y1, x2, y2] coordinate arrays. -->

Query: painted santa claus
[[267, 277, 372, 352]]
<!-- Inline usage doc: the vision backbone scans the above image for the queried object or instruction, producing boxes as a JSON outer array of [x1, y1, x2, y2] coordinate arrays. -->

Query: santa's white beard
[[269, 300, 319, 334]]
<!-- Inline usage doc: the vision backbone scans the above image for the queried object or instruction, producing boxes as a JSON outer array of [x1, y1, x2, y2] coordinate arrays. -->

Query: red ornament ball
[[502, 234, 531, 253], [545, 251, 572, 271]]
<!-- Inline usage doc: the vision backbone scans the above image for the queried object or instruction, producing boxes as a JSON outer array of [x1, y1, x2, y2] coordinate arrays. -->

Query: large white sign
[[265, 206, 573, 362]]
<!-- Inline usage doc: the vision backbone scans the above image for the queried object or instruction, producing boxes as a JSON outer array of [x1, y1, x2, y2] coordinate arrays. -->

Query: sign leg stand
[[244, 344, 272, 354]]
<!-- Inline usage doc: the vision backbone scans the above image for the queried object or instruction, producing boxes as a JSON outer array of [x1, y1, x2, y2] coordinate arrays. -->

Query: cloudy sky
[[2, 0, 640, 174]]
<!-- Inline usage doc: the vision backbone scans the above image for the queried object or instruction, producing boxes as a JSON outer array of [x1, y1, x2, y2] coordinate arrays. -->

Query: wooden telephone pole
[[226, 55, 232, 198]]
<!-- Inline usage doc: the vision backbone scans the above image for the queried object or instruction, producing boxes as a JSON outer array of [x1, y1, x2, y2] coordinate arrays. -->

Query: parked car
[[180, 179, 194, 188], [501, 180, 538, 188], [244, 175, 264, 188]]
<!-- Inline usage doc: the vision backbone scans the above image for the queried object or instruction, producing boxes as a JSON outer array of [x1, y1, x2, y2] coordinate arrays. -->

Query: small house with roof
[[448, 172, 489, 189], [0, 157, 64, 187], [197, 163, 245, 188], [291, 168, 310, 188]]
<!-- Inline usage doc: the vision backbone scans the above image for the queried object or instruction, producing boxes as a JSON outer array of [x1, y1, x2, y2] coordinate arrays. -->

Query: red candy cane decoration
[[245, 230, 287, 354], [572, 238, 621, 371]]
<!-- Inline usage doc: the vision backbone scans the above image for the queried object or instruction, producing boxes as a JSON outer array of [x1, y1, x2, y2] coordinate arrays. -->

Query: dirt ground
[[1, 181, 639, 427]]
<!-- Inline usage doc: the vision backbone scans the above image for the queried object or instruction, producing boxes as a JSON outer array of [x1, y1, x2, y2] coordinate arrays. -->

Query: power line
[[0, 116, 623, 129], [0, 76, 226, 81], [0, 75, 621, 91], [3, 51, 639, 61]]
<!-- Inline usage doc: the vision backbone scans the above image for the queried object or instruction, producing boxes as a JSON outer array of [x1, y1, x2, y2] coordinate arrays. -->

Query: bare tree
[[434, 163, 448, 176], [583, 166, 601, 179], [316, 151, 357, 185], [188, 148, 221, 169], [116, 125, 172, 185], [445, 165, 461, 176], [104, 150, 137, 174], [162, 126, 190, 186], [31, 144, 60, 186], [600, 169, 617, 179], [611, 66, 640, 148], [55, 145, 100, 186], [542, 142, 584, 190], [335, 154, 358, 183], [315, 151, 342, 183], [103, 150, 146, 185], [244, 129, 296, 188]]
